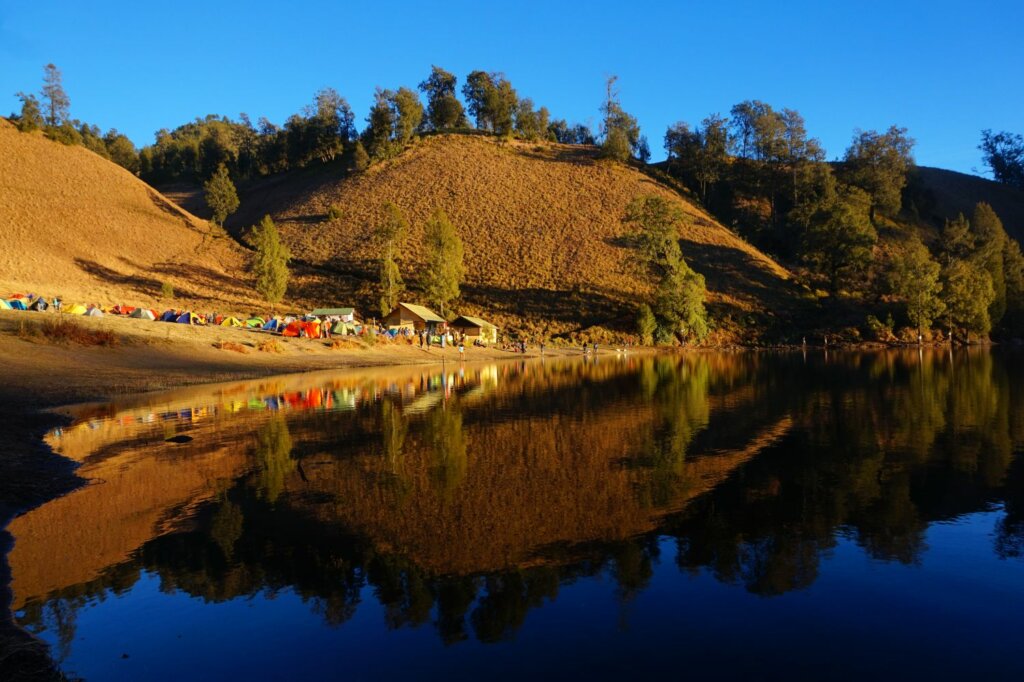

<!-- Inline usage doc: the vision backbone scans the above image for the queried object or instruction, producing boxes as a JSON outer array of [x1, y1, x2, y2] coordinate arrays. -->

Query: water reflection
[[7, 350, 1024, 675]]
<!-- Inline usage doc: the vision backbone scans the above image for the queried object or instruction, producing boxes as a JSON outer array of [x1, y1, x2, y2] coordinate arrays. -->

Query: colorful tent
[[28, 298, 48, 312], [0, 299, 11, 310], [86, 308, 104, 318], [66, 303, 87, 315], [262, 318, 281, 332], [220, 316, 243, 327], [8, 299, 27, 311], [129, 308, 156, 320], [245, 317, 265, 328], [176, 311, 203, 325], [160, 310, 178, 322]]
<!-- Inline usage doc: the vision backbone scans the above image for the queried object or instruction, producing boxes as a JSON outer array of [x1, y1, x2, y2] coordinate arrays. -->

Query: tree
[[971, 202, 1007, 326], [942, 259, 995, 342], [636, 303, 656, 345], [842, 126, 915, 221], [514, 98, 550, 141], [979, 129, 1024, 189], [249, 215, 291, 306], [422, 209, 464, 317], [203, 164, 239, 225], [462, 71, 517, 136], [600, 76, 642, 161], [309, 87, 355, 163], [800, 186, 877, 295], [888, 234, 944, 336], [392, 87, 424, 144], [364, 88, 398, 159], [14, 92, 43, 131], [654, 259, 709, 343], [103, 129, 139, 173], [40, 63, 70, 127], [938, 213, 974, 267], [1003, 239, 1024, 335], [418, 66, 465, 131], [351, 140, 369, 171], [376, 203, 409, 316], [623, 195, 684, 274]]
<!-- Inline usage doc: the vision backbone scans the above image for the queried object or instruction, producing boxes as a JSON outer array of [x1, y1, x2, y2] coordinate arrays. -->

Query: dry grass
[[0, 119, 256, 312], [229, 134, 801, 337], [257, 339, 283, 353], [18, 317, 119, 347], [212, 340, 249, 353]]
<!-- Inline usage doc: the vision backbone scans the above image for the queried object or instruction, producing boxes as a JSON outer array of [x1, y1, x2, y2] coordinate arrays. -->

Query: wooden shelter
[[383, 302, 445, 332], [451, 315, 498, 343]]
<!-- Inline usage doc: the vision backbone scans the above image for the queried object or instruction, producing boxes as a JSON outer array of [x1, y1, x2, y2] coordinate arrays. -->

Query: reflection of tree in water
[[209, 499, 244, 561], [426, 401, 468, 498], [254, 416, 294, 503]]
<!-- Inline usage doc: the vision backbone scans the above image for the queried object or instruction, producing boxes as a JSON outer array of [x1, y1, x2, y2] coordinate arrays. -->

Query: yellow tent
[[220, 316, 243, 327], [66, 304, 88, 315]]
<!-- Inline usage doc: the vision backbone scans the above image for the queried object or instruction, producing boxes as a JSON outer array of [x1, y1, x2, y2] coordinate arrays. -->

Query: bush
[[21, 318, 119, 346], [160, 281, 175, 299], [258, 339, 283, 353], [213, 341, 249, 353], [865, 314, 895, 342], [326, 204, 344, 222]]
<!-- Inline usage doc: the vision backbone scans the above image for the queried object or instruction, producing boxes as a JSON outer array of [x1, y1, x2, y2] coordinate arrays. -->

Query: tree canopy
[[249, 215, 291, 306], [421, 209, 465, 318], [203, 164, 239, 226]]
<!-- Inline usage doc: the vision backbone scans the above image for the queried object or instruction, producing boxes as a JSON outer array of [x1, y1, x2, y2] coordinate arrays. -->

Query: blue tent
[[160, 310, 177, 322], [9, 300, 27, 311], [262, 318, 282, 332]]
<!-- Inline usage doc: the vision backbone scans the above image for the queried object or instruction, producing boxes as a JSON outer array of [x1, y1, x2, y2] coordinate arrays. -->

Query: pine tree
[[942, 259, 995, 342], [204, 164, 239, 225], [351, 141, 370, 172], [249, 215, 291, 306], [422, 209, 464, 318], [376, 203, 409, 316], [40, 63, 70, 127], [636, 303, 656, 345], [654, 259, 709, 343], [971, 202, 1008, 326], [841, 126, 914, 221], [800, 186, 877, 295], [623, 195, 684, 274]]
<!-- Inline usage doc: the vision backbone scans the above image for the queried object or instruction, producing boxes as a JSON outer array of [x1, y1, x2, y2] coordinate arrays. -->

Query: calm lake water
[[7, 350, 1024, 680]]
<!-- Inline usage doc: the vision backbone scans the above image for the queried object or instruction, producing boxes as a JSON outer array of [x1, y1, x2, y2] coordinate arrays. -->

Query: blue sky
[[2, 0, 1021, 174]]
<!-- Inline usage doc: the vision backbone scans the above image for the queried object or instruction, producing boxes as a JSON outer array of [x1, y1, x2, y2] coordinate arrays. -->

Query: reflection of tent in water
[[129, 308, 156, 320], [402, 390, 444, 416]]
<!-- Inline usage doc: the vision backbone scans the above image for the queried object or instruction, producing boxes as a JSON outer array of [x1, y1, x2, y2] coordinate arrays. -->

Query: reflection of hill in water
[[9, 351, 1024, 646]]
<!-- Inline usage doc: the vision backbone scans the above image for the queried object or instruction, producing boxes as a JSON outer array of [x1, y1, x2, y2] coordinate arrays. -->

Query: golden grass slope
[[0, 119, 253, 309], [913, 166, 1024, 242], [233, 134, 798, 336]]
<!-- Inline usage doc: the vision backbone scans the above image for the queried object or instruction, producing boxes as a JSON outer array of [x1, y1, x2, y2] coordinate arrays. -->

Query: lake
[[6, 350, 1024, 680]]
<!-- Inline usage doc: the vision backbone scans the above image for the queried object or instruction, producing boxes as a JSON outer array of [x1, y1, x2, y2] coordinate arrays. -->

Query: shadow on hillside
[[75, 258, 161, 297], [461, 284, 630, 330], [147, 261, 248, 298], [514, 145, 600, 166]]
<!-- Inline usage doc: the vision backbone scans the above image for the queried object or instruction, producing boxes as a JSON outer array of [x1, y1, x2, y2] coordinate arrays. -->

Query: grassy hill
[[0, 119, 255, 310], [910, 166, 1024, 241], [222, 134, 803, 340]]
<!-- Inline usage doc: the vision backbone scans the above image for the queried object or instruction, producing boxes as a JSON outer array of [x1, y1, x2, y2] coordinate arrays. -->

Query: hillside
[[911, 166, 1024, 241], [0, 120, 254, 310], [225, 134, 801, 339]]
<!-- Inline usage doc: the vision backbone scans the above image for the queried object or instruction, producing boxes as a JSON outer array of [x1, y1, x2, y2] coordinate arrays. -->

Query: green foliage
[[623, 195, 684, 274], [865, 314, 895, 341], [462, 71, 517, 136], [970, 202, 1007, 325], [636, 303, 656, 345], [942, 258, 995, 339], [800, 186, 877, 295], [665, 114, 730, 204], [160, 281, 175, 299], [392, 87, 424, 144], [888, 234, 944, 333], [103, 129, 139, 173], [41, 63, 70, 127], [326, 203, 344, 222], [364, 87, 424, 158], [421, 208, 464, 317], [654, 259, 709, 343], [513, 98, 550, 141], [600, 76, 643, 162], [1003, 239, 1024, 336], [377, 203, 409, 316], [203, 164, 239, 225], [351, 140, 370, 172], [249, 215, 291, 305], [14, 92, 43, 131], [841, 126, 915, 219], [939, 213, 974, 265], [979, 129, 1024, 189], [418, 66, 466, 131]]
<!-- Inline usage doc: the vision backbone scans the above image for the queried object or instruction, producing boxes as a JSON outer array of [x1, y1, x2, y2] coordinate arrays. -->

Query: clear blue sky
[[2, 0, 1021, 174]]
